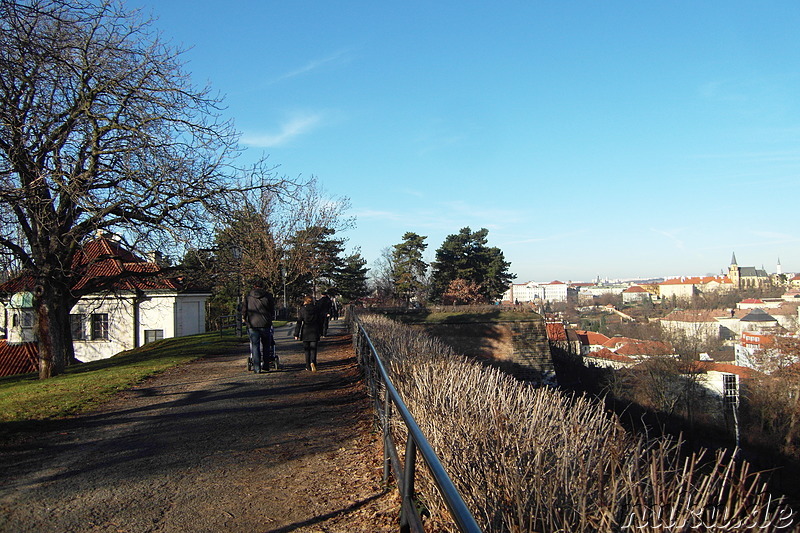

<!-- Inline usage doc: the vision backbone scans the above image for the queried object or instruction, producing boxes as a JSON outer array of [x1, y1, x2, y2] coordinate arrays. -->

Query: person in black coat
[[293, 295, 322, 371], [242, 279, 274, 374], [317, 291, 333, 336]]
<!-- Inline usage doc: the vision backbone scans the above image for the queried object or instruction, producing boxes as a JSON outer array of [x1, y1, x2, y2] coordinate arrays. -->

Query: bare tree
[[0, 0, 294, 378], [744, 337, 800, 454], [369, 247, 395, 300]]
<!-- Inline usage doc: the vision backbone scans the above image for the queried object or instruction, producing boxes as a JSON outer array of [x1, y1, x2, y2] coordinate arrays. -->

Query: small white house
[[0, 235, 211, 365], [622, 285, 652, 304]]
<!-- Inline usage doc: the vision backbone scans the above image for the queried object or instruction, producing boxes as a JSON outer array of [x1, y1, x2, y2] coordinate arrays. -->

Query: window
[[70, 314, 86, 340], [723, 374, 738, 408], [144, 329, 164, 344], [21, 311, 34, 329], [91, 313, 109, 340]]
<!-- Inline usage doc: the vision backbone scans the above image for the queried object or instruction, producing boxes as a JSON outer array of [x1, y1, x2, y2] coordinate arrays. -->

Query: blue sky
[[134, 1, 800, 282]]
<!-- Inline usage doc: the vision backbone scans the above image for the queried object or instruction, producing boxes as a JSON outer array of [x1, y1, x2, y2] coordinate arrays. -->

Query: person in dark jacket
[[293, 295, 322, 371], [242, 279, 275, 374], [317, 291, 333, 336]]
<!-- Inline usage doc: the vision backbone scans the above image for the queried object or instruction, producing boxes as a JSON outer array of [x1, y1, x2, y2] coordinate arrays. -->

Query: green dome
[[8, 291, 34, 308]]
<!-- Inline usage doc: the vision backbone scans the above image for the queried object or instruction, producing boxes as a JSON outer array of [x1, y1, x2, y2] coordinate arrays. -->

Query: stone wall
[[415, 319, 553, 383]]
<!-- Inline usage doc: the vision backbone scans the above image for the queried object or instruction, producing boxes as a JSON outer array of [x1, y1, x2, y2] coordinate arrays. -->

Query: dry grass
[[357, 313, 796, 532]]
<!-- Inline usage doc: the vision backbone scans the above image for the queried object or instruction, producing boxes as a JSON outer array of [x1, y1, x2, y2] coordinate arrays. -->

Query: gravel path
[[0, 320, 400, 532]]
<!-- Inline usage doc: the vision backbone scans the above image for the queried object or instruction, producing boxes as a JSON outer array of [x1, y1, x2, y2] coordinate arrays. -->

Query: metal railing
[[352, 314, 482, 533]]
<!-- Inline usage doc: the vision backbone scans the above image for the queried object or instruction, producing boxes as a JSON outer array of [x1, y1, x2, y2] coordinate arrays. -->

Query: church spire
[[730, 252, 737, 266]]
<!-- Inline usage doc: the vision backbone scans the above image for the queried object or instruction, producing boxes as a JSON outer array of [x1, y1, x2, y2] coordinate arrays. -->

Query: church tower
[[728, 252, 741, 289]]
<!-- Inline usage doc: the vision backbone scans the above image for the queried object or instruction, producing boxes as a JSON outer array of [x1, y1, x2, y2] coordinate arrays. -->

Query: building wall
[[139, 294, 178, 345], [622, 291, 652, 304], [544, 283, 568, 302], [504, 282, 568, 303], [72, 295, 136, 362], [660, 319, 721, 342], [4, 291, 209, 363], [659, 283, 696, 300]]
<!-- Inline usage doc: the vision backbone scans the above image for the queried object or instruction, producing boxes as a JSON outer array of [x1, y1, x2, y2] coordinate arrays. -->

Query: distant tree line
[[373, 227, 515, 306]]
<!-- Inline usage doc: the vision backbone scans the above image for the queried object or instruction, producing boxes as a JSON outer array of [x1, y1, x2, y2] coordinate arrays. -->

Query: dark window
[[70, 314, 86, 340], [91, 313, 109, 340], [723, 374, 738, 407], [21, 311, 34, 328], [144, 329, 164, 344]]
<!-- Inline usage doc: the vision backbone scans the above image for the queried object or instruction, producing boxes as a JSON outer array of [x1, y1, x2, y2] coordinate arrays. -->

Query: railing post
[[383, 388, 392, 484], [400, 437, 418, 533]]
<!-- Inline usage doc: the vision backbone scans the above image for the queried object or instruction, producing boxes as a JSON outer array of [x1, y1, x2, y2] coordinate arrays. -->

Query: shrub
[[357, 313, 796, 532]]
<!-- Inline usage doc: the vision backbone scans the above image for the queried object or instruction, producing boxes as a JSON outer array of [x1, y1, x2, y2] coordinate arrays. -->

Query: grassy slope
[[391, 308, 540, 324], [0, 331, 247, 423]]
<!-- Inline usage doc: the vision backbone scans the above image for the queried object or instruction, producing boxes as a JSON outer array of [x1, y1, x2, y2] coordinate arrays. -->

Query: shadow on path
[[0, 319, 399, 532]]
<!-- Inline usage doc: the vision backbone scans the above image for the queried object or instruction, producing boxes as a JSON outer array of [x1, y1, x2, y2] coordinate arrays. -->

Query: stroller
[[247, 325, 280, 372]]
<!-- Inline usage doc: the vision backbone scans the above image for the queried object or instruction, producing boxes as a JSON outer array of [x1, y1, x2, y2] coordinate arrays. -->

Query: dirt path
[[0, 320, 400, 532]]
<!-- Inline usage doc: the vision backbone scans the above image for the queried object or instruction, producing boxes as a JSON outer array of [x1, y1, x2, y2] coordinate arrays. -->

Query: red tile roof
[[0, 340, 38, 377], [690, 361, 758, 379], [662, 308, 739, 322], [614, 340, 674, 357], [71, 237, 179, 292], [0, 236, 183, 296], [575, 330, 610, 346], [586, 348, 635, 363], [623, 285, 648, 293], [602, 336, 638, 348], [545, 322, 568, 341]]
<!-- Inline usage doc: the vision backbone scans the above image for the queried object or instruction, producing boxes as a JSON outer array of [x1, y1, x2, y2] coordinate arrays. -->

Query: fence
[[214, 314, 242, 336], [352, 313, 482, 533]]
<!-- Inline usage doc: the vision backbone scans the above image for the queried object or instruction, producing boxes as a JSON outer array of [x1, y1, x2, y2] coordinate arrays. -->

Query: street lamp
[[282, 263, 287, 319], [230, 245, 242, 336]]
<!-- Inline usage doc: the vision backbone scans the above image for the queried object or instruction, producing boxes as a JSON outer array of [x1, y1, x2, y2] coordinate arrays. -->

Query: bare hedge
[[358, 313, 796, 532]]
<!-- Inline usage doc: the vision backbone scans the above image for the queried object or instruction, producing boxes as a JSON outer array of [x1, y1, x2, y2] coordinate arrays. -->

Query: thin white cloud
[[271, 49, 353, 84], [400, 188, 426, 199], [352, 209, 405, 222], [698, 80, 748, 103], [242, 113, 322, 147], [748, 230, 796, 242], [651, 227, 686, 249]]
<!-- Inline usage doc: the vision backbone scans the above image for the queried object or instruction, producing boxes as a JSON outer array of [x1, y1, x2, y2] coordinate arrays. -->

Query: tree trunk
[[34, 281, 75, 379]]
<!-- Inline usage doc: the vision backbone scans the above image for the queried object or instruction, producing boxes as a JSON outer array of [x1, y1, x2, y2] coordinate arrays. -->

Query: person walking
[[317, 291, 333, 337], [242, 279, 275, 374], [294, 295, 322, 371]]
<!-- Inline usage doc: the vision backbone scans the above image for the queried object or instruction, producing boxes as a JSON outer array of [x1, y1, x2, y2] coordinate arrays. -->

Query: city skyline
[[135, 1, 800, 282]]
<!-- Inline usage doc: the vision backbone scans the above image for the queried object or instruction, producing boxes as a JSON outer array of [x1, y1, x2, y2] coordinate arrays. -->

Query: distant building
[[658, 276, 733, 301], [728, 252, 770, 289], [503, 280, 574, 303], [622, 285, 653, 304], [660, 308, 728, 342], [574, 330, 610, 355]]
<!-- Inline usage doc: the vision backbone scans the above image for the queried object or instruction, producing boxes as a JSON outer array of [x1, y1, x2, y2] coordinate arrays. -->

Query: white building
[[0, 236, 210, 364], [503, 280, 570, 303]]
